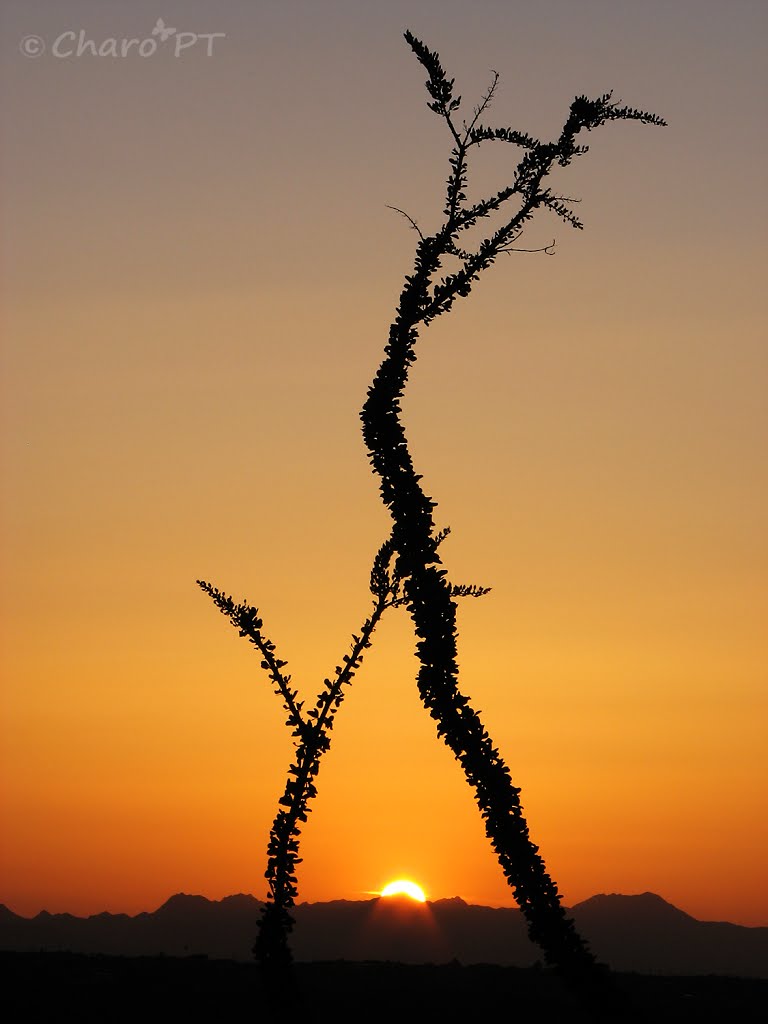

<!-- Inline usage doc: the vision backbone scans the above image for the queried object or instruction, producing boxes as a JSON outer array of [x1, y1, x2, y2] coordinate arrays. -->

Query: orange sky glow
[[1, 0, 766, 927]]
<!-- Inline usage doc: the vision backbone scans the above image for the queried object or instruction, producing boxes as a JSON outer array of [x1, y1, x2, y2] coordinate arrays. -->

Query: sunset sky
[[1, 1, 766, 927]]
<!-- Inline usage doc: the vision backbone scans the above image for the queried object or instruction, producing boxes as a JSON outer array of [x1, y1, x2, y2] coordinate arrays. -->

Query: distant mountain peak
[[573, 892, 695, 921], [219, 894, 260, 907], [155, 893, 212, 914]]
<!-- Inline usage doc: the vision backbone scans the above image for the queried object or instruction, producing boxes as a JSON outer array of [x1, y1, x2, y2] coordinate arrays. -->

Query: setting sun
[[379, 880, 426, 903]]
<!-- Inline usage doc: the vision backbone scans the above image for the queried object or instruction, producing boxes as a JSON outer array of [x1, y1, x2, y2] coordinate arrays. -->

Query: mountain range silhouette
[[2, 892, 766, 978]]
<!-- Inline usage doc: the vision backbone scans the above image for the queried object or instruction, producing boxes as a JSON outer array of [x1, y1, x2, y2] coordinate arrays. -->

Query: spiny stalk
[[360, 31, 664, 976], [198, 530, 485, 971]]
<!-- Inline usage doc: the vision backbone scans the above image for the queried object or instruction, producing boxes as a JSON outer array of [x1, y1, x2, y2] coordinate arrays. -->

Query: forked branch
[[360, 31, 665, 977], [198, 530, 484, 971]]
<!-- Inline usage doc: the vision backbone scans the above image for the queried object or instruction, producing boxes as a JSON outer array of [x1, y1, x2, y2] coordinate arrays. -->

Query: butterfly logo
[[152, 18, 176, 43]]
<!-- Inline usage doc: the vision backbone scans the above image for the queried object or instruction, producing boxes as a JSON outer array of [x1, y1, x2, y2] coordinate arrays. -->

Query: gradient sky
[[1, 0, 766, 926]]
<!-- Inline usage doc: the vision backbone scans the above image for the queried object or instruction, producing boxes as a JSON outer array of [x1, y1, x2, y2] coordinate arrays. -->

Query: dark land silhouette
[[4, 952, 768, 1024], [2, 893, 766, 978]]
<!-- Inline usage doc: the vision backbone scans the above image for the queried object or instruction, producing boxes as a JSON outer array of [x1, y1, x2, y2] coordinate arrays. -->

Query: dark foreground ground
[[2, 952, 766, 1023]]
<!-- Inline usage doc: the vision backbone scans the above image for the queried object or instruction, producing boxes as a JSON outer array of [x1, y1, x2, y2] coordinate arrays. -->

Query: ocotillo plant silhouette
[[197, 539, 404, 972], [360, 32, 665, 975], [199, 531, 487, 972]]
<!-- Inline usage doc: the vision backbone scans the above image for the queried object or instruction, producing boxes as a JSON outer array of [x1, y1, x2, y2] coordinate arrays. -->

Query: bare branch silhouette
[[360, 30, 665, 977], [197, 538, 403, 972], [198, 531, 479, 975]]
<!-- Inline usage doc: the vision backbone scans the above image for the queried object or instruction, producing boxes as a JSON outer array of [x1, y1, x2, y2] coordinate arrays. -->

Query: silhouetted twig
[[197, 538, 402, 971]]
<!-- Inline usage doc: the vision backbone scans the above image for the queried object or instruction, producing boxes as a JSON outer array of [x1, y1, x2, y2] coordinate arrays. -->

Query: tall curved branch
[[360, 31, 664, 975]]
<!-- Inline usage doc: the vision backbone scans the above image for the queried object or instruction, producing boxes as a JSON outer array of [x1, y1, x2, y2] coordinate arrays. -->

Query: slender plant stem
[[254, 588, 391, 970], [362, 307, 596, 973], [358, 33, 663, 974]]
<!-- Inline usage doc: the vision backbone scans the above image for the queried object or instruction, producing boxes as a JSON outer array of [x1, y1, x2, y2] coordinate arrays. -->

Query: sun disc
[[380, 879, 426, 902]]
